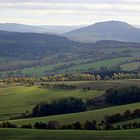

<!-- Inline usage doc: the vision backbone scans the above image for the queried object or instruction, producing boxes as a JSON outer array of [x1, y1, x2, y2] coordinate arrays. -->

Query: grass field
[[0, 128, 140, 140], [0, 56, 135, 77], [49, 79, 140, 90], [121, 62, 140, 71], [0, 79, 140, 119], [63, 57, 134, 71], [10, 102, 140, 126], [115, 118, 140, 126], [0, 86, 103, 120]]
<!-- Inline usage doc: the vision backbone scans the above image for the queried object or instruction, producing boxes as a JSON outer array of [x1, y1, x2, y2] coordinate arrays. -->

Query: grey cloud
[[0, 0, 139, 4]]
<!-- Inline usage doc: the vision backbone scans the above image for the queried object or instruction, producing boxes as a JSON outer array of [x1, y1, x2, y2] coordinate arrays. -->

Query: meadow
[[10, 102, 140, 126], [0, 128, 139, 140], [0, 79, 140, 120], [63, 57, 134, 71], [0, 86, 103, 120], [121, 62, 140, 71], [0, 80, 139, 140], [49, 79, 140, 90]]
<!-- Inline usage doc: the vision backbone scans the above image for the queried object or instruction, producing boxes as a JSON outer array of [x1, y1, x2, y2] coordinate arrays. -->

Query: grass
[[0, 128, 140, 140], [0, 56, 135, 77], [115, 118, 140, 126], [59, 79, 140, 90], [10, 102, 140, 126], [0, 86, 103, 120], [121, 62, 140, 71], [0, 80, 140, 119], [64, 57, 134, 71]]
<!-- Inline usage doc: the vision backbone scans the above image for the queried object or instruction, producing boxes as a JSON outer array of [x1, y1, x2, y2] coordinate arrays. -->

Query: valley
[[0, 20, 140, 140]]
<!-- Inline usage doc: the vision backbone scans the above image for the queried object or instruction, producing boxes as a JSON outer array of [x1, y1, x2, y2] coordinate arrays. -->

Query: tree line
[[105, 86, 140, 105], [105, 109, 140, 124], [1, 71, 139, 84], [41, 83, 76, 90], [32, 97, 87, 117]]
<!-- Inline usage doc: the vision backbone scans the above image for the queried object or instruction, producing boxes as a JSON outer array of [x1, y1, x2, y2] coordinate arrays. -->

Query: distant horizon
[[0, 20, 139, 27], [0, 0, 140, 25]]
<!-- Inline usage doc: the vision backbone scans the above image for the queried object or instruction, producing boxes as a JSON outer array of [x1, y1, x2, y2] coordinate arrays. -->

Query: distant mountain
[[0, 23, 46, 33], [0, 23, 84, 34], [38, 25, 86, 34], [135, 25, 140, 28], [64, 21, 140, 43]]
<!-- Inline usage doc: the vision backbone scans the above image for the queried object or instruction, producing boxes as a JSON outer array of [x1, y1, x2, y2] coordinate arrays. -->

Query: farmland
[[10, 102, 140, 126], [0, 128, 139, 140], [121, 62, 140, 71], [0, 86, 103, 120]]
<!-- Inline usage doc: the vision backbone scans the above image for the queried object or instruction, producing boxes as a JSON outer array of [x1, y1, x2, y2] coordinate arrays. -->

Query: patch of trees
[[0, 31, 79, 59], [105, 109, 140, 124], [1, 119, 140, 130], [41, 83, 76, 90], [86, 96, 106, 109], [32, 97, 87, 117], [105, 86, 140, 105], [33, 120, 97, 130], [0, 122, 17, 128], [1, 70, 139, 84], [86, 71, 137, 80]]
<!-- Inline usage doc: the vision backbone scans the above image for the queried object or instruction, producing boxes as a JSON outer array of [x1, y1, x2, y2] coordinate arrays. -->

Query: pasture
[[10, 102, 140, 126], [0, 86, 103, 120], [0, 128, 139, 140]]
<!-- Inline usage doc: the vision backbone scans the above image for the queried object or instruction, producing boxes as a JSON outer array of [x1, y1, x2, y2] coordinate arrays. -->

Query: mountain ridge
[[0, 23, 85, 34], [64, 21, 140, 43]]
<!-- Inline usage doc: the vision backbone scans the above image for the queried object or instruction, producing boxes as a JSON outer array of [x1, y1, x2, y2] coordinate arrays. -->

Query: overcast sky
[[0, 0, 140, 25]]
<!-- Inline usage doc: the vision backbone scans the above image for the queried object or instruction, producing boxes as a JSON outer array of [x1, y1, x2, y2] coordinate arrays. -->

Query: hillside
[[64, 21, 140, 43], [0, 86, 103, 120], [11, 102, 140, 126], [0, 30, 79, 59], [0, 30, 140, 77]]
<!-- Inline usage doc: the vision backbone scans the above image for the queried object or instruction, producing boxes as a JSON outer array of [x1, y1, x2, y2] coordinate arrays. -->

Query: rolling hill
[[0, 23, 47, 33], [0, 86, 103, 120], [64, 21, 140, 43], [0, 28, 140, 77], [10, 102, 140, 126], [0, 30, 80, 59]]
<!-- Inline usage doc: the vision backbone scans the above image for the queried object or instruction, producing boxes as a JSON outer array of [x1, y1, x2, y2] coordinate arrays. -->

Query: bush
[[83, 120, 97, 130], [0, 122, 17, 128], [21, 124, 32, 129]]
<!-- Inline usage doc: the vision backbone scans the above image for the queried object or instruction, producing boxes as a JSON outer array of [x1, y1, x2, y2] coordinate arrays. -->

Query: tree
[[73, 121, 82, 129], [32, 97, 87, 117], [123, 110, 131, 120]]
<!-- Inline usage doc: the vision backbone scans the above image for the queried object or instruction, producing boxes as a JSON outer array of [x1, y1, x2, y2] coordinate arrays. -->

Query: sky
[[0, 0, 140, 25]]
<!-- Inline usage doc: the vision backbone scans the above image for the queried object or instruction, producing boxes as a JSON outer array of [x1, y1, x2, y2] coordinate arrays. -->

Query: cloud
[[0, 0, 139, 25]]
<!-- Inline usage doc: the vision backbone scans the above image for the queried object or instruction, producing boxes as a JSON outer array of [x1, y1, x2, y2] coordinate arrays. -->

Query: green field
[[115, 118, 140, 126], [0, 128, 139, 140], [63, 57, 134, 71], [53, 79, 140, 90], [10, 102, 140, 126], [121, 62, 140, 71], [0, 86, 103, 120], [0, 56, 136, 77], [0, 79, 140, 120]]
